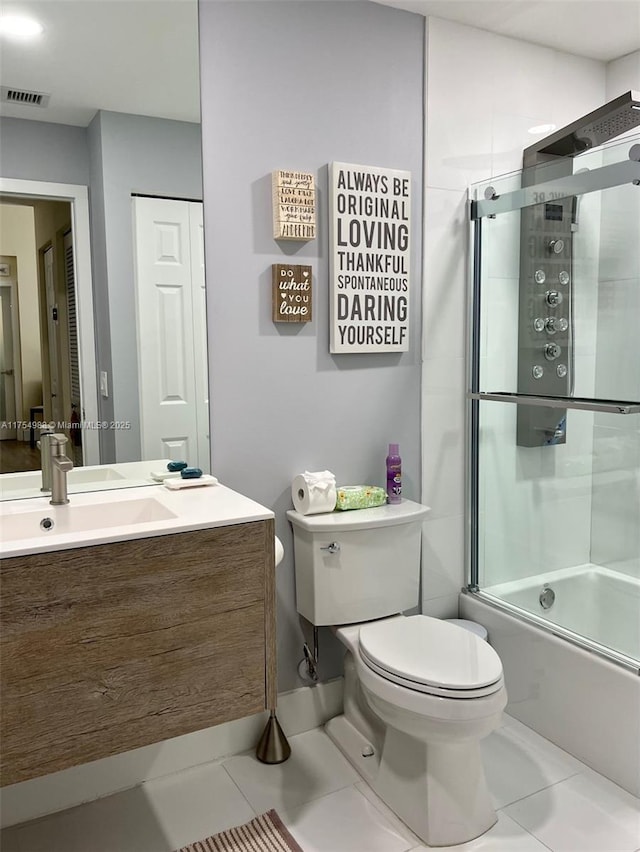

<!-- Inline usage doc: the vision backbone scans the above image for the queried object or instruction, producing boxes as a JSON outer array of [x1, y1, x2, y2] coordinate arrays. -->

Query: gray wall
[[199, 1, 425, 691], [86, 113, 115, 460], [0, 117, 90, 186], [90, 110, 203, 461]]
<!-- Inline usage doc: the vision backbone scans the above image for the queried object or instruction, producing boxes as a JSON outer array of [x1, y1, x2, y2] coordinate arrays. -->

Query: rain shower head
[[523, 90, 640, 168]]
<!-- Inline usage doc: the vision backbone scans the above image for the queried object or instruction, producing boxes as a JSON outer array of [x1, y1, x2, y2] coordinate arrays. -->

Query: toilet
[[287, 499, 507, 847]]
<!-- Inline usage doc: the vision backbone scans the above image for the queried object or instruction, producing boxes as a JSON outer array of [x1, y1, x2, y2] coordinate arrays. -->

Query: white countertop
[[0, 480, 274, 559]]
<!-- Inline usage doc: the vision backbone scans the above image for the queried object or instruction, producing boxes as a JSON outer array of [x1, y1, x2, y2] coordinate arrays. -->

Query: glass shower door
[[467, 135, 640, 670]]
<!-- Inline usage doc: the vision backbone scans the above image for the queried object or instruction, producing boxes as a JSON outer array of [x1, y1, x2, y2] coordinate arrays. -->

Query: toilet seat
[[358, 615, 504, 699], [360, 650, 504, 698]]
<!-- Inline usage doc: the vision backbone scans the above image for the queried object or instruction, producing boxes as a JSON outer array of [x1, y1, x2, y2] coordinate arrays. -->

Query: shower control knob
[[545, 290, 563, 307], [545, 317, 569, 334], [548, 238, 565, 255], [544, 343, 562, 361]]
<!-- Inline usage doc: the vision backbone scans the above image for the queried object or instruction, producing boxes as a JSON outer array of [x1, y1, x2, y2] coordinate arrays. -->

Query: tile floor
[[1, 714, 639, 852]]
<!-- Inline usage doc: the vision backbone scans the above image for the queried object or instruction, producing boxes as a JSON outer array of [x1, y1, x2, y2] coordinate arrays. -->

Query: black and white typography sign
[[330, 162, 410, 353]]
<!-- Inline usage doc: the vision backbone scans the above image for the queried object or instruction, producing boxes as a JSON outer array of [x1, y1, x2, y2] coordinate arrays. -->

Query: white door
[[133, 197, 208, 470]]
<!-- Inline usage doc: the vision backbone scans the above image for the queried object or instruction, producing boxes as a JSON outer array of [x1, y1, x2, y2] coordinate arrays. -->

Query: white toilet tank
[[287, 500, 430, 626]]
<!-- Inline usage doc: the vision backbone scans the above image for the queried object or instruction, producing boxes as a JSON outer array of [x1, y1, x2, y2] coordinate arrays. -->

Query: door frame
[[0, 272, 23, 440], [0, 179, 99, 464]]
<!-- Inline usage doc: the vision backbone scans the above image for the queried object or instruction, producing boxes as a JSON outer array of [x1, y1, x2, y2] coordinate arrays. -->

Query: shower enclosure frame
[[464, 144, 640, 675]]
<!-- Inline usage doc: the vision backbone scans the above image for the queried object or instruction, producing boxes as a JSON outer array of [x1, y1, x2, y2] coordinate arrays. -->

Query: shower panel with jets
[[466, 91, 640, 672], [517, 91, 640, 447]]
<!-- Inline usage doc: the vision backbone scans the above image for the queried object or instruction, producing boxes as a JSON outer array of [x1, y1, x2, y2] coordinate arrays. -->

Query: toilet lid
[[358, 616, 503, 691]]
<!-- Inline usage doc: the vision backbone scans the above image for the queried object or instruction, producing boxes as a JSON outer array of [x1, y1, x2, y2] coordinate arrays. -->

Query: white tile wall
[[588, 55, 640, 582], [606, 51, 640, 107], [589, 79, 640, 581], [421, 356, 465, 522], [424, 18, 606, 191], [424, 19, 495, 191], [419, 593, 460, 619], [422, 189, 468, 361], [421, 515, 465, 598], [421, 16, 608, 605]]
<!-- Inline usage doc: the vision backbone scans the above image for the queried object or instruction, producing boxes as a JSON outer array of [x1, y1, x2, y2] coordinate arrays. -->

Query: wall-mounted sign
[[272, 170, 316, 241], [272, 264, 312, 323], [329, 162, 410, 353]]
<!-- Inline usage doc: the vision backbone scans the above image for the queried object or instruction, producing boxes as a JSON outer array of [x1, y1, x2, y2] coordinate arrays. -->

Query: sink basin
[[69, 467, 126, 484], [0, 497, 177, 543]]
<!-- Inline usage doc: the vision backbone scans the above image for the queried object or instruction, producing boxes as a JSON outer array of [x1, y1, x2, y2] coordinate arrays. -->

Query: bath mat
[[175, 809, 303, 852]]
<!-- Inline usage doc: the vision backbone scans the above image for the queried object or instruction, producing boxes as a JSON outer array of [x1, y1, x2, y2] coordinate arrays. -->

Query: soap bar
[[335, 485, 387, 511], [168, 460, 188, 472], [181, 467, 203, 479]]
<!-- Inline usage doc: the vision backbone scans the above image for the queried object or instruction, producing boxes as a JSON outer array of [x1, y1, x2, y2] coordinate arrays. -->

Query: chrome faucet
[[38, 430, 55, 493], [48, 433, 74, 505]]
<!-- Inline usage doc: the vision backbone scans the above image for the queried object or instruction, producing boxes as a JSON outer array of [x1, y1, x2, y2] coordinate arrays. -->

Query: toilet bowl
[[287, 500, 507, 847], [327, 615, 506, 846]]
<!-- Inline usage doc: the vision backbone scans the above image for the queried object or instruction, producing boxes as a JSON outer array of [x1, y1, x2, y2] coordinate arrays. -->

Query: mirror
[[0, 0, 207, 499]]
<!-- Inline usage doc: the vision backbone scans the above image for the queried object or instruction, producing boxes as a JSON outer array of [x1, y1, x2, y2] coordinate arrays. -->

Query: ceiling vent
[[1, 86, 50, 108]]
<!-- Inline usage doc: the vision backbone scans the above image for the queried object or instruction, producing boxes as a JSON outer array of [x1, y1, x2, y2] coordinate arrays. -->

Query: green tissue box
[[335, 485, 387, 511]]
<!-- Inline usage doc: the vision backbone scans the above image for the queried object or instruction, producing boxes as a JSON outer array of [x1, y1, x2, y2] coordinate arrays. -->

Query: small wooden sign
[[272, 170, 316, 241], [272, 264, 312, 323]]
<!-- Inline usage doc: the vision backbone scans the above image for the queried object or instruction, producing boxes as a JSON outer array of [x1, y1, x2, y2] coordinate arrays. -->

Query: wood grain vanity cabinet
[[0, 518, 276, 786]]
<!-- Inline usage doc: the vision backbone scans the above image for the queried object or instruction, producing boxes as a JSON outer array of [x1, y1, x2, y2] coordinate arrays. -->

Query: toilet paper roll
[[275, 535, 284, 566], [292, 471, 337, 515]]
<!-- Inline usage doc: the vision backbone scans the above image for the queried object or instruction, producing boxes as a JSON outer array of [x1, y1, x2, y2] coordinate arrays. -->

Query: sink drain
[[40, 517, 55, 532]]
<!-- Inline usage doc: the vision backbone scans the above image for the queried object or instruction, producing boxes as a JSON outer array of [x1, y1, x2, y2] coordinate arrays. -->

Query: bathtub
[[460, 565, 640, 798], [483, 564, 639, 663]]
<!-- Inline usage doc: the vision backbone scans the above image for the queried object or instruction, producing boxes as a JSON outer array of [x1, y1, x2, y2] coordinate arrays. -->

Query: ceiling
[[0, 0, 638, 127], [0, 0, 201, 126], [374, 0, 640, 62]]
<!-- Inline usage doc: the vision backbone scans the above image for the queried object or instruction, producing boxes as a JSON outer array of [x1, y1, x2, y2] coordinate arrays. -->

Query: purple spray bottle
[[386, 443, 402, 504]]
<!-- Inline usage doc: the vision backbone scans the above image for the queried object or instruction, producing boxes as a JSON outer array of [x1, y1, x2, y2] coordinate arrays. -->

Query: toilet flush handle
[[320, 542, 341, 554]]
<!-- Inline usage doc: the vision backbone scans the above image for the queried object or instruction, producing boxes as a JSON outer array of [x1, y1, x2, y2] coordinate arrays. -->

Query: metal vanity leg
[[256, 710, 291, 764]]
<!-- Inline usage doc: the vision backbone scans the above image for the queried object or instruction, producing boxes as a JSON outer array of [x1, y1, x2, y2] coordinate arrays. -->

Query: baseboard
[[0, 678, 344, 829]]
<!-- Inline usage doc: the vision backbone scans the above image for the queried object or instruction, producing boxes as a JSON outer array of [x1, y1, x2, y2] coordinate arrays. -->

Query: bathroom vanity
[[0, 483, 276, 786]]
